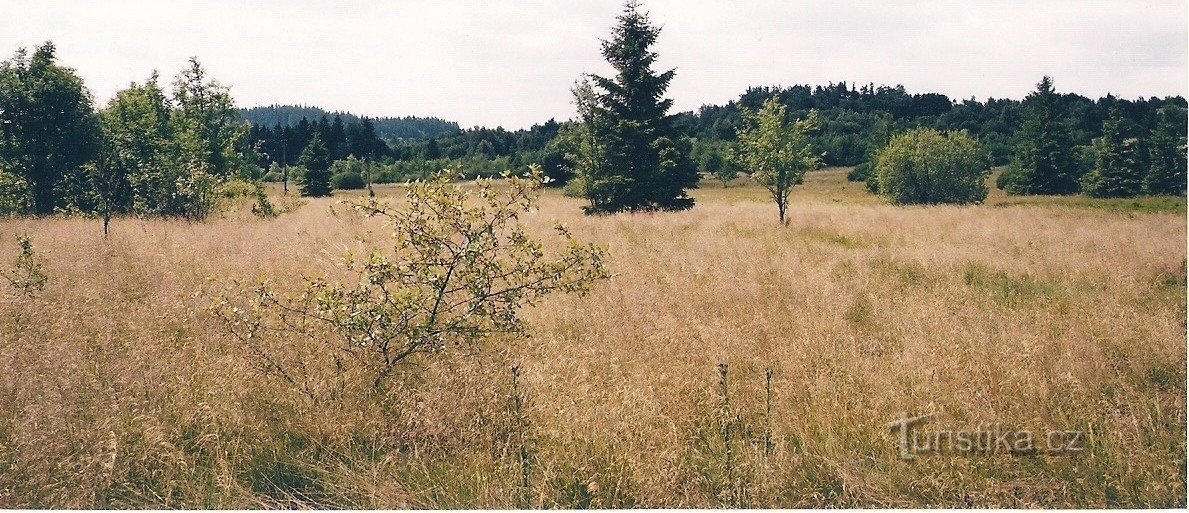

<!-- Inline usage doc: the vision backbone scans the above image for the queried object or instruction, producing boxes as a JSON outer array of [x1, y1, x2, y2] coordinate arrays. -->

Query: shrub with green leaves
[[331, 171, 366, 190], [214, 165, 609, 401], [874, 128, 990, 205], [219, 179, 256, 199], [5, 235, 46, 299]]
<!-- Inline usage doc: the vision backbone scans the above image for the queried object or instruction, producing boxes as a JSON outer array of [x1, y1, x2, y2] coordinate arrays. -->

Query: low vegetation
[[0, 169, 1182, 508], [873, 128, 990, 205]]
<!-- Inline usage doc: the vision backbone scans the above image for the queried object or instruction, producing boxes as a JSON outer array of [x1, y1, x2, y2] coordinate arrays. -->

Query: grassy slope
[[0, 168, 1184, 507]]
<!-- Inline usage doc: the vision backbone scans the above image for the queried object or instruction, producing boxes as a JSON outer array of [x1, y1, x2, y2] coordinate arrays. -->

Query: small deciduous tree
[[4, 235, 46, 299], [250, 181, 277, 218], [213, 165, 609, 401], [874, 128, 990, 205], [731, 97, 822, 224]]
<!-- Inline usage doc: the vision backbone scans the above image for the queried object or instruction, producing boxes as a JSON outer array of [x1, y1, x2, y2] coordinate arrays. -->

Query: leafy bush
[[213, 166, 609, 401], [261, 171, 285, 182], [331, 171, 366, 190], [874, 128, 990, 205], [219, 179, 257, 199]]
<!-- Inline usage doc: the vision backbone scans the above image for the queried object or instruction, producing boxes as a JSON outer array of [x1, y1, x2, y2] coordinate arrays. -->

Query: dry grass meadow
[[0, 168, 1184, 508]]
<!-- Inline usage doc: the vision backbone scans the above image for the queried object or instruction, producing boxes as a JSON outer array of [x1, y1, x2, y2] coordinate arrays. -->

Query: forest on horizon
[[238, 81, 1187, 185]]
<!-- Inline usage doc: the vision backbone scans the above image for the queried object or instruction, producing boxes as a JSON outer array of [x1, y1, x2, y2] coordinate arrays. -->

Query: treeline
[[247, 116, 567, 186], [241, 80, 1186, 198], [0, 42, 258, 228], [679, 81, 1187, 170], [247, 115, 388, 167], [240, 104, 459, 140]]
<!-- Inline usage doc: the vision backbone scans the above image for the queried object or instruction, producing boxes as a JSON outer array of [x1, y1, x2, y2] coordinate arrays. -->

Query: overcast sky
[[2, 1, 1186, 129]]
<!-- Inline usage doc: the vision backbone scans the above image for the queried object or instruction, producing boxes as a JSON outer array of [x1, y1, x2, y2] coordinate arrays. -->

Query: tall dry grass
[[0, 170, 1184, 507]]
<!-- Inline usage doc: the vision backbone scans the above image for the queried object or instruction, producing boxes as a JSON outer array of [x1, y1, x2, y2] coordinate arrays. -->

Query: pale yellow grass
[[0, 169, 1184, 507]]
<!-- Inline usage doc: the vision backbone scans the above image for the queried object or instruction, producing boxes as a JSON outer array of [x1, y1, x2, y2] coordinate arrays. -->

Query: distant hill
[[238, 104, 461, 141]]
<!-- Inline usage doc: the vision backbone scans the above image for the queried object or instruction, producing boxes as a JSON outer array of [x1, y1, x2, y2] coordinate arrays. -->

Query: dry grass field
[[0, 168, 1184, 508]]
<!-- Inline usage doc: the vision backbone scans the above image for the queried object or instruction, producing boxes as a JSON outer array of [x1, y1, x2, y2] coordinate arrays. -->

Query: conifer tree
[[1082, 105, 1146, 198], [298, 133, 332, 197], [1144, 106, 1187, 195], [1003, 76, 1079, 195], [571, 0, 696, 213]]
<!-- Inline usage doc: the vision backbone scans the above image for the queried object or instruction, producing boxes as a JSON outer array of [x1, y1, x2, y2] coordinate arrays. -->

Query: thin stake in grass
[[716, 363, 736, 507], [511, 364, 532, 508], [764, 367, 773, 458]]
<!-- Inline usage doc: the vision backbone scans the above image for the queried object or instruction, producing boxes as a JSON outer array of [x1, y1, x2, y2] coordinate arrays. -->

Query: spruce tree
[[572, 0, 696, 213], [1082, 105, 1146, 198], [1003, 76, 1078, 195], [298, 133, 332, 197], [1144, 106, 1187, 196]]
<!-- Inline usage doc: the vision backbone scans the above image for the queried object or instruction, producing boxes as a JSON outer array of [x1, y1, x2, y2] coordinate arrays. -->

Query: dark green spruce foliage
[[577, 0, 697, 212], [0, 42, 101, 215], [1082, 105, 1146, 198], [1145, 106, 1187, 195], [1003, 76, 1079, 195], [298, 134, 333, 197]]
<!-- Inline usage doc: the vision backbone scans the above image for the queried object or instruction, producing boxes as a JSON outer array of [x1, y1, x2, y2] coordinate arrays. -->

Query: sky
[[1, 0, 1186, 130]]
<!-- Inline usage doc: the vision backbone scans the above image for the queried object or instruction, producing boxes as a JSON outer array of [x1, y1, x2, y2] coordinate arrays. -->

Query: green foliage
[[331, 171, 366, 190], [847, 162, 872, 182], [251, 182, 278, 218], [241, 104, 459, 141], [81, 59, 254, 223], [0, 42, 101, 215], [874, 128, 990, 205], [0, 167, 32, 215], [731, 97, 822, 223], [171, 58, 255, 181], [1003, 76, 1080, 195], [219, 179, 257, 199], [845, 117, 893, 193], [329, 156, 373, 190], [536, 122, 584, 186], [693, 140, 736, 186], [298, 134, 332, 197], [1145, 106, 1187, 196], [571, 1, 698, 213], [1082, 105, 1147, 198], [213, 166, 609, 400], [101, 75, 173, 216], [4, 235, 47, 299]]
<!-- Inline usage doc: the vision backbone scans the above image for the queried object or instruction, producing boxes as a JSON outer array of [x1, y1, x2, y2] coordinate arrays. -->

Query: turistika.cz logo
[[887, 413, 1086, 460]]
